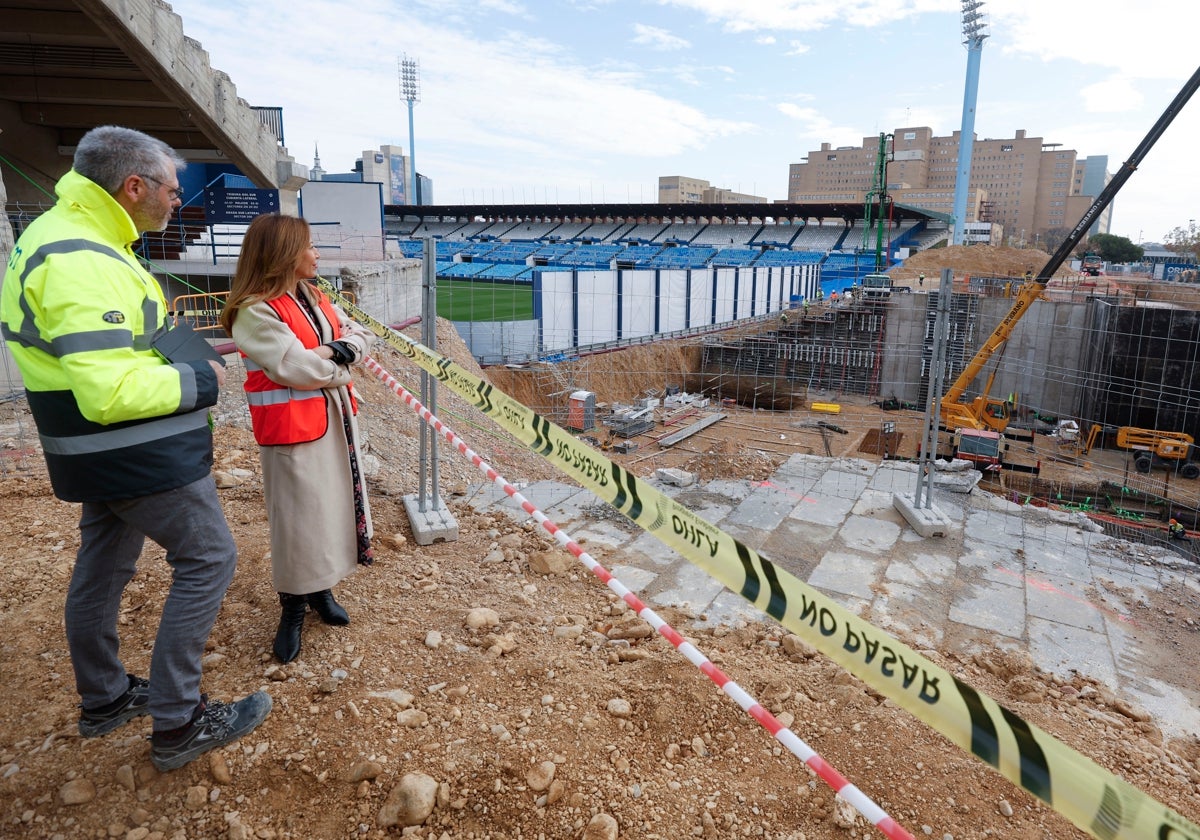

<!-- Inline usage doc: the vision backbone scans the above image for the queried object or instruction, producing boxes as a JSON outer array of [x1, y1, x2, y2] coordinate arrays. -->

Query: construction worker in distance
[[1168, 518, 1188, 540], [918, 272, 925, 288], [803, 298, 810, 315], [779, 310, 789, 325], [1024, 268, 1033, 282]]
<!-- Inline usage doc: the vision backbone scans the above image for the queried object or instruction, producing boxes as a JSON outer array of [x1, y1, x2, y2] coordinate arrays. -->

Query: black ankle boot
[[273, 593, 307, 663], [306, 589, 350, 626]]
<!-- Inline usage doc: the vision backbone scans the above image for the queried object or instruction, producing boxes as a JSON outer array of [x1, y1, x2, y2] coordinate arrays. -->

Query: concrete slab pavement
[[467, 452, 1200, 738]]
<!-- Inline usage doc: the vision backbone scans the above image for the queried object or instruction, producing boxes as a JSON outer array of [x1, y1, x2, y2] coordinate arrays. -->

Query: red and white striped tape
[[364, 356, 915, 840]]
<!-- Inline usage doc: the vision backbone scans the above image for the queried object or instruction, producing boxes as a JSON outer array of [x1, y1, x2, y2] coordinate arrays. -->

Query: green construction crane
[[860, 132, 893, 272]]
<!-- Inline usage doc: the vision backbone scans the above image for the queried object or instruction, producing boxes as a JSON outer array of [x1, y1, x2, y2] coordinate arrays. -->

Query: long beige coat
[[231, 285, 375, 595]]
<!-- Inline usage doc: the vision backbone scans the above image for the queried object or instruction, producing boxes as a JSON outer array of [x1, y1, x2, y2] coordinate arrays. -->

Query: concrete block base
[[892, 492, 952, 538], [403, 494, 459, 546]]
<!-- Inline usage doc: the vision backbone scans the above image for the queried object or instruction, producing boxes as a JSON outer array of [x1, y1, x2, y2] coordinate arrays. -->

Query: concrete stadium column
[[276, 159, 308, 217], [0, 160, 21, 393], [0, 162, 13, 253]]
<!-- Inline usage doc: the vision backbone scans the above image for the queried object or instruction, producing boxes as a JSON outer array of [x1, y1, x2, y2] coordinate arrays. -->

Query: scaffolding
[[699, 303, 889, 406]]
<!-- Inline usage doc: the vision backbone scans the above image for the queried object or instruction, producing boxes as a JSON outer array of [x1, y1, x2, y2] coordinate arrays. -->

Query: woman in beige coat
[[219, 214, 375, 663]]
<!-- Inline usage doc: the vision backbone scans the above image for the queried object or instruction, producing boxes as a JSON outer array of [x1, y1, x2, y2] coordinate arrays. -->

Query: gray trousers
[[66, 475, 238, 731]]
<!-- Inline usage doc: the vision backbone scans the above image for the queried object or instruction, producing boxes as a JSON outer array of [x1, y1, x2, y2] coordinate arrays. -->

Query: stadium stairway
[[137, 205, 208, 261]]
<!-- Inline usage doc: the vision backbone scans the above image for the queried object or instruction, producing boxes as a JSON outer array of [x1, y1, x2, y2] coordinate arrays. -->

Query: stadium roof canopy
[[385, 201, 941, 226], [894, 202, 953, 224]]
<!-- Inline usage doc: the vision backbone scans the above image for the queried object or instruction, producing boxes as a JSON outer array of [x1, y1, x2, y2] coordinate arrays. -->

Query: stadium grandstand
[[386, 200, 946, 287], [619, 222, 671, 242], [692, 222, 766, 247]]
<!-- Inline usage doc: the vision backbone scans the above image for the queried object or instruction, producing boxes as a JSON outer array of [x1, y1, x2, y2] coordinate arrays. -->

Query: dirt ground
[[3, 257, 1200, 839]]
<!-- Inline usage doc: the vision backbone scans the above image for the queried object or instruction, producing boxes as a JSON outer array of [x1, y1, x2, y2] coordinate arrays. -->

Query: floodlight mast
[[399, 55, 420, 205], [951, 0, 988, 246]]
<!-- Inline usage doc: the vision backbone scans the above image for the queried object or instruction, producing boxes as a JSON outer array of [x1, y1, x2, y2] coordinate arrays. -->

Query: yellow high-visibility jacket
[[0, 170, 220, 501]]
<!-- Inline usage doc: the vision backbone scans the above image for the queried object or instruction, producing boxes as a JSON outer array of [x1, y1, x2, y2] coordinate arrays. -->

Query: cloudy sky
[[166, 0, 1198, 242]]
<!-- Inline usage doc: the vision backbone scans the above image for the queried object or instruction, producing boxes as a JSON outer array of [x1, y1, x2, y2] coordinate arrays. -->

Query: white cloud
[[657, 0, 955, 33], [880, 105, 952, 130], [988, 0, 1196, 81], [654, 62, 737, 86], [755, 35, 777, 45], [785, 40, 810, 56], [632, 23, 692, 50], [1080, 77, 1144, 114], [776, 103, 861, 145], [167, 0, 749, 183], [478, 0, 528, 13]]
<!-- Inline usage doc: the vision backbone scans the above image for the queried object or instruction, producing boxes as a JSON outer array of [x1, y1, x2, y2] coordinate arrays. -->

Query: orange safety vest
[[242, 290, 354, 445]]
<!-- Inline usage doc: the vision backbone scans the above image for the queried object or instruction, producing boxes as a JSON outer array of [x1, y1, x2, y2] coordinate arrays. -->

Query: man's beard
[[132, 194, 172, 233]]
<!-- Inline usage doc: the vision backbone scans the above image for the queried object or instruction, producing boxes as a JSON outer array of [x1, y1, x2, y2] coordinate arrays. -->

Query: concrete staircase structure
[[1, 0, 309, 392], [0, 0, 306, 210]]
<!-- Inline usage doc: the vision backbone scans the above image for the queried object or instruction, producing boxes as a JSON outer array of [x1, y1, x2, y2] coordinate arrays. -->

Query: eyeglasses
[[139, 174, 184, 201]]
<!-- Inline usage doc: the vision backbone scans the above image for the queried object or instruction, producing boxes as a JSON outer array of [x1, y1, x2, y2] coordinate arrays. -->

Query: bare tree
[[1163, 222, 1200, 263]]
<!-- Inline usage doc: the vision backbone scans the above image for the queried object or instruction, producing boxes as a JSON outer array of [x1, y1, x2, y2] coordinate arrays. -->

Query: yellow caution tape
[[318, 278, 1199, 840]]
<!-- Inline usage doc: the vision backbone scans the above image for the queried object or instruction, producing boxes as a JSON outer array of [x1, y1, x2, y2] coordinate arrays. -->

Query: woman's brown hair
[[219, 214, 313, 336]]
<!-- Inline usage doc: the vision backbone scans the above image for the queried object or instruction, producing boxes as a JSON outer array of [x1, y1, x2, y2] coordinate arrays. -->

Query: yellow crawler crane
[[939, 67, 1200, 436]]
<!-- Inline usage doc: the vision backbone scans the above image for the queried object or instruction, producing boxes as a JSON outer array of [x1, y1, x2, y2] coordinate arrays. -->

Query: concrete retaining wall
[[879, 291, 1088, 420], [340, 259, 424, 327]]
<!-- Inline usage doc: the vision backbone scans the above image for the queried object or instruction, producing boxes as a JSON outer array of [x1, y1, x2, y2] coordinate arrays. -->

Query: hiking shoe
[[150, 691, 272, 772], [78, 675, 150, 737]]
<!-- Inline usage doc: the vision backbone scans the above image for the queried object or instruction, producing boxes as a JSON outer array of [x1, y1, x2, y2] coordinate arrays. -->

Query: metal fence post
[[402, 236, 459, 545]]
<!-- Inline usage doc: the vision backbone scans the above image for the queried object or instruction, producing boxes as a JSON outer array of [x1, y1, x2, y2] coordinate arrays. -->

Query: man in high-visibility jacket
[[0, 125, 269, 772]]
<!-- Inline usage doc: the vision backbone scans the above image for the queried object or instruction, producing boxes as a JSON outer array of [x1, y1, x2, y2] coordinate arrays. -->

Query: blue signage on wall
[[1162, 262, 1196, 281], [389, 154, 406, 205], [204, 186, 280, 224]]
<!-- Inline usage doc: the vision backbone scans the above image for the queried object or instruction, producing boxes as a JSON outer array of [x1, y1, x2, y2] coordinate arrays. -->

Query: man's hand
[[207, 359, 226, 388]]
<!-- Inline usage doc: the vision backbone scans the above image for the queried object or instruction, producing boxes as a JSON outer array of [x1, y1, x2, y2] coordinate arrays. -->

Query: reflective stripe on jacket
[[242, 291, 350, 445], [0, 170, 220, 502]]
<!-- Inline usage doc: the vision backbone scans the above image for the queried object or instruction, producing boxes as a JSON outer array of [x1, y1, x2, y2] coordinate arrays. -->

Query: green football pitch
[[435, 279, 535, 322]]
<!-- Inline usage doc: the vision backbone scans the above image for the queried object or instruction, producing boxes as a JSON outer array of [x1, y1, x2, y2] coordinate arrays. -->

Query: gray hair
[[73, 125, 187, 193]]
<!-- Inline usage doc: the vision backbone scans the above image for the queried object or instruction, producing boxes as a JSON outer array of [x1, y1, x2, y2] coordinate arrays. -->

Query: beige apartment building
[[787, 128, 1112, 244], [658, 176, 767, 205]]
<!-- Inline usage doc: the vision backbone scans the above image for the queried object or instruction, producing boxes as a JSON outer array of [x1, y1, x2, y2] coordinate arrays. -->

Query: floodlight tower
[[951, 1, 988, 245], [399, 55, 420, 205]]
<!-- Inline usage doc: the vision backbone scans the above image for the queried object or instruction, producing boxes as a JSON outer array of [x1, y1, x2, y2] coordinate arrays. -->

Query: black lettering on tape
[[798, 593, 818, 627], [880, 645, 897, 676], [473, 380, 494, 413], [919, 672, 940, 704], [844, 626, 940, 704], [819, 607, 837, 637], [672, 514, 719, 557]]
